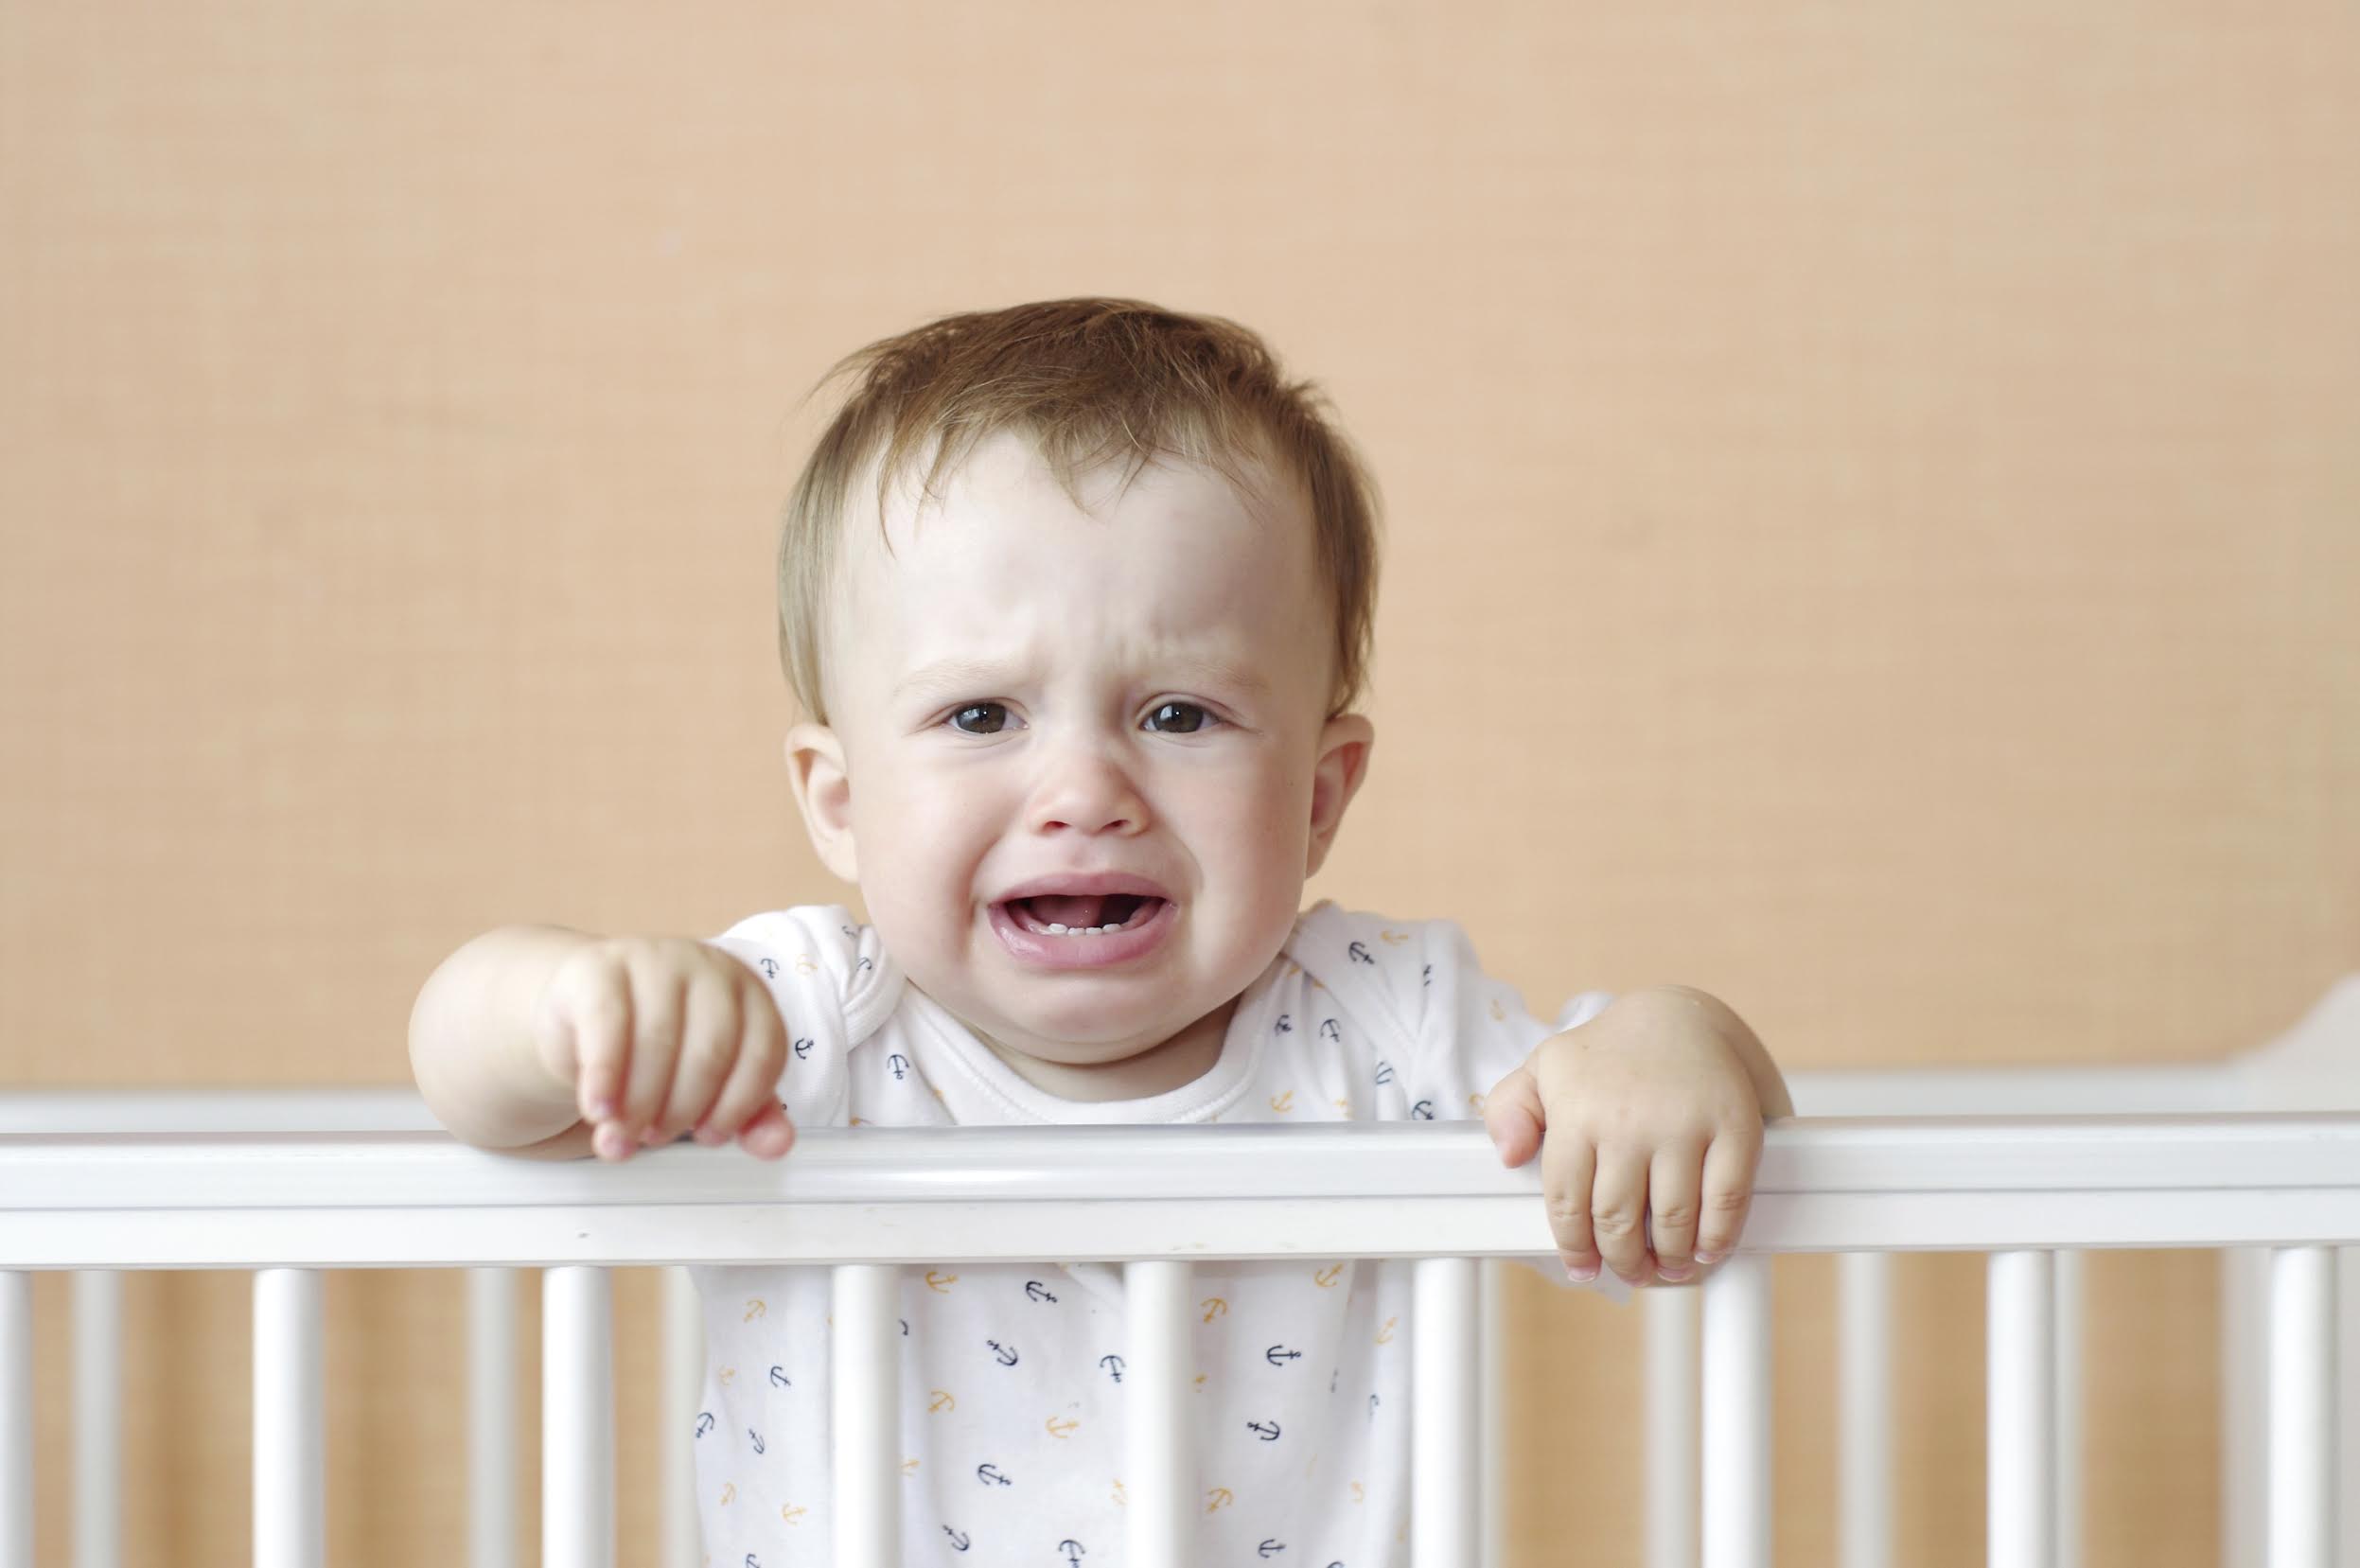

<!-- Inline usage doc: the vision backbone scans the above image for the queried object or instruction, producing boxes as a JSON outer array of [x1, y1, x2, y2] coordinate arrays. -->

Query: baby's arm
[[408, 925, 794, 1162]]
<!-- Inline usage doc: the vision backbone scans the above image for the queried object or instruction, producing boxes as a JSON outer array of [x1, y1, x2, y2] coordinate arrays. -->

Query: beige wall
[[4, 3, 2355, 1562]]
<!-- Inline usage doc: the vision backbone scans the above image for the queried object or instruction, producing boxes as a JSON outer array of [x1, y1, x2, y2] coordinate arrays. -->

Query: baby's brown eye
[[949, 702, 1011, 735], [1144, 701, 1211, 733]]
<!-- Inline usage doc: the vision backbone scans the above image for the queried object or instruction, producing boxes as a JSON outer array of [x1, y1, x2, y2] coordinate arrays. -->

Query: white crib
[[3, 976, 2356, 1568]]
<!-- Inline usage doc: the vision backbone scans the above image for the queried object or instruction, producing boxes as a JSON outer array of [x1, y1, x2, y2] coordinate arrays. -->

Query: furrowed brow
[[894, 653, 1271, 703]]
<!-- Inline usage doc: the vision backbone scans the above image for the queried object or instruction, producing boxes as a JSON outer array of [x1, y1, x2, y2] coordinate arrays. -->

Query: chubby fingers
[[1538, 1127, 1600, 1279], [1693, 1123, 1763, 1267]]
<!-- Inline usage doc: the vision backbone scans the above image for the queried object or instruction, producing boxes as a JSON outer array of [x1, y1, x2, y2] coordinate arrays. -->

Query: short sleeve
[[701, 905, 879, 1130], [1409, 918, 1615, 1121], [1409, 919, 1628, 1303]]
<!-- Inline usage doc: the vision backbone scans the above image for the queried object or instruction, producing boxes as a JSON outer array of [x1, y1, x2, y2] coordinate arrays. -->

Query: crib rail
[[5, 1115, 2360, 1266], [3, 1115, 2356, 1568]]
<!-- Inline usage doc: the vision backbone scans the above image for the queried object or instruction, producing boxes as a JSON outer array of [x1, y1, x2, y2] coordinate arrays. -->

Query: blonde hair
[[776, 298, 1380, 724]]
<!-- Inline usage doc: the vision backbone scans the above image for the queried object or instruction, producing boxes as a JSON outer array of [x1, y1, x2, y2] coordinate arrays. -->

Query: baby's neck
[[971, 996, 1237, 1103]]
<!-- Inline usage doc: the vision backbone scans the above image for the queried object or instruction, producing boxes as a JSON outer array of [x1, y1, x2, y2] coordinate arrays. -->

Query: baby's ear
[[1305, 713, 1375, 877], [784, 723, 858, 883]]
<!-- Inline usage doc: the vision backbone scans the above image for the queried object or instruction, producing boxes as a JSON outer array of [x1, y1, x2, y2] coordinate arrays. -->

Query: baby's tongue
[[1025, 894, 1110, 928]]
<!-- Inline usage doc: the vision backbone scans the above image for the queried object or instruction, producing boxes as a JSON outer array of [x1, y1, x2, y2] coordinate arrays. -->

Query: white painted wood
[[831, 1264, 899, 1568], [1646, 1281, 1700, 1568], [1987, 1252, 2054, 1568], [253, 1268, 324, 1568], [466, 1269, 516, 1568], [2267, 1247, 2335, 1568], [1125, 1260, 1192, 1568], [660, 1267, 703, 1568], [9, 1119, 2360, 1270], [2341, 1247, 2360, 1568], [2052, 1251, 2083, 1568], [72, 1271, 121, 1568], [1, 1273, 29, 1568], [2225, 1246, 2268, 1568], [1413, 1258, 1480, 1567], [1839, 1252, 1892, 1568], [1701, 1254, 1771, 1568], [1480, 1260, 1506, 1568], [541, 1267, 612, 1568]]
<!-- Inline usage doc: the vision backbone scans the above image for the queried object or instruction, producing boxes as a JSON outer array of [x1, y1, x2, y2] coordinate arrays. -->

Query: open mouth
[[999, 893, 1168, 937]]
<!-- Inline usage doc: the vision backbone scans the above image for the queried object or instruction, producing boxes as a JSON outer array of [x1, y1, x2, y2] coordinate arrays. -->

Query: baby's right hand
[[531, 936, 797, 1162]]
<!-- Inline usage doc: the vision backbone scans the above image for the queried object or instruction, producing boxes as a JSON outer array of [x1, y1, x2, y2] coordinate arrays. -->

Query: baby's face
[[788, 431, 1371, 1086]]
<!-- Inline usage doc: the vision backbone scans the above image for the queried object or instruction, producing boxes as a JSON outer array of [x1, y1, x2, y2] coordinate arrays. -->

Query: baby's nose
[[1027, 748, 1148, 835]]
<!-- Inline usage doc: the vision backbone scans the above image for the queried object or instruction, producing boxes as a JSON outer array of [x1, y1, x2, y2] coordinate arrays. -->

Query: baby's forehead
[[857, 430, 1305, 555], [818, 432, 1329, 707]]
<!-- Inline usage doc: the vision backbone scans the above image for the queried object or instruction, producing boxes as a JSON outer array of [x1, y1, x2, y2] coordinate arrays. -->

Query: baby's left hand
[[1481, 986, 1785, 1287]]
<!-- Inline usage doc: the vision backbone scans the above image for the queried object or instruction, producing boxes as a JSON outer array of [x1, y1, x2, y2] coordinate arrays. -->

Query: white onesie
[[689, 899, 1620, 1567]]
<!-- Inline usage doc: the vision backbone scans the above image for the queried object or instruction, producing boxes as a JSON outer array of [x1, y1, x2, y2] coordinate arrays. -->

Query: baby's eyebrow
[[895, 654, 1271, 703]]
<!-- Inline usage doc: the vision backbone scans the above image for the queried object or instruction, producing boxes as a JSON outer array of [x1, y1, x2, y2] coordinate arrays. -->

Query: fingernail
[[593, 1122, 629, 1160], [589, 1097, 615, 1119], [1658, 1263, 1694, 1282], [1565, 1260, 1599, 1282], [1695, 1250, 1721, 1266], [693, 1123, 724, 1146]]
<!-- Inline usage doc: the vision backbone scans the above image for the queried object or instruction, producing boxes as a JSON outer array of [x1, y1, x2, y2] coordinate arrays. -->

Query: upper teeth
[[1045, 923, 1121, 936]]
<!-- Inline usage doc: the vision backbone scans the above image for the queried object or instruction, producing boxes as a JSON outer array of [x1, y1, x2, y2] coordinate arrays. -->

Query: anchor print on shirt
[[1347, 940, 1375, 964], [888, 1052, 909, 1080], [976, 1463, 1014, 1488], [1099, 1354, 1124, 1383], [1058, 1541, 1086, 1565], [942, 1525, 971, 1552], [986, 1339, 1019, 1367], [1024, 1279, 1058, 1303], [1246, 1419, 1282, 1442], [1265, 1345, 1302, 1367]]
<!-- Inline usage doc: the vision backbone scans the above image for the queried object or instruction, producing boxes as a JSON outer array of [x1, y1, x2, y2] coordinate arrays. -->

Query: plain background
[[3, 3, 2355, 1562]]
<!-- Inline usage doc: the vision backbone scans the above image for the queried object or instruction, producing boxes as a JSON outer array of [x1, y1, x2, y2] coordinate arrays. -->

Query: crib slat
[[541, 1267, 613, 1568], [1839, 1252, 1892, 1568], [2267, 1246, 2335, 1568], [1645, 1282, 1700, 1568], [1700, 1253, 1771, 1568], [1987, 1251, 2054, 1568], [2052, 1251, 2083, 1568], [1125, 1260, 1192, 1568], [1412, 1257, 1480, 1566], [831, 1264, 899, 1568], [467, 1269, 516, 1568], [2, 1272, 29, 1568], [253, 1268, 324, 1568], [73, 1271, 121, 1568], [660, 1267, 703, 1568]]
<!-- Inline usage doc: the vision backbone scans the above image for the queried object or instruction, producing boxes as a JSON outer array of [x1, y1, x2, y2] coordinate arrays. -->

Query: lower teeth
[[1044, 923, 1119, 936]]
